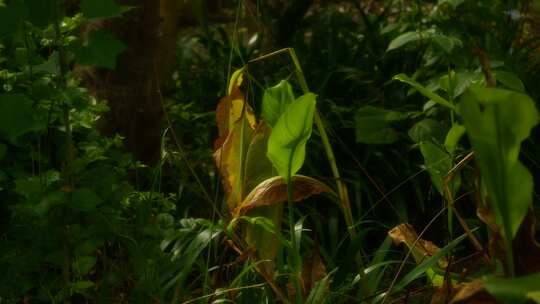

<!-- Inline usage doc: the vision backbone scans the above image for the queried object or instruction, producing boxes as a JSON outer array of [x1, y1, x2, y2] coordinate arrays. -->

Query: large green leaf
[[458, 87, 538, 239], [262, 80, 296, 128], [267, 93, 317, 181], [355, 106, 409, 144], [81, 0, 132, 20], [0, 94, 45, 143], [485, 273, 540, 304], [71, 29, 126, 69]]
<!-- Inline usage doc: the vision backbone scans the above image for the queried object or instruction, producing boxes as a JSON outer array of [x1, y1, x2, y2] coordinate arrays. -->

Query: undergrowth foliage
[[1, 0, 540, 303]]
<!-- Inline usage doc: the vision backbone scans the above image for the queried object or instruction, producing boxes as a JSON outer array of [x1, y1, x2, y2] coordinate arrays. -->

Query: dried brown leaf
[[388, 223, 443, 265], [450, 280, 500, 304], [234, 175, 334, 216]]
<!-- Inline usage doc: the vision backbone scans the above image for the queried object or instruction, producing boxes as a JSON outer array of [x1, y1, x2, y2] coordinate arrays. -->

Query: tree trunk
[[82, 0, 180, 164]]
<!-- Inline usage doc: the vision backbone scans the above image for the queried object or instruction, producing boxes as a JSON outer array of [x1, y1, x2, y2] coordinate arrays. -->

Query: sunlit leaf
[[262, 80, 295, 128], [214, 118, 254, 210], [267, 93, 317, 181], [215, 69, 256, 148], [214, 69, 257, 210]]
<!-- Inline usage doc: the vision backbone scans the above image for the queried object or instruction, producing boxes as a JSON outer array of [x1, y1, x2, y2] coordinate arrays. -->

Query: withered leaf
[[234, 175, 334, 216], [451, 280, 500, 304], [388, 223, 443, 266]]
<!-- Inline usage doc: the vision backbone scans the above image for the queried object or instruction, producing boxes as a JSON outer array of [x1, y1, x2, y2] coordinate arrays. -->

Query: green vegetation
[[1, 0, 540, 303]]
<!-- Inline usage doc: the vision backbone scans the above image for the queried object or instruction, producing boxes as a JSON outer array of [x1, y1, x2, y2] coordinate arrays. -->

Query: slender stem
[[287, 155, 303, 303], [286, 48, 356, 237], [54, 3, 73, 302]]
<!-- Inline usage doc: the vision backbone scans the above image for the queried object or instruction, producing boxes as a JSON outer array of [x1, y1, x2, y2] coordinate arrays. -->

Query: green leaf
[[355, 106, 408, 144], [444, 123, 466, 155], [408, 119, 445, 143], [267, 93, 317, 181], [485, 273, 540, 304], [306, 272, 333, 304], [75, 239, 104, 256], [162, 224, 222, 292], [72, 188, 103, 212], [81, 0, 132, 20], [494, 71, 525, 92], [0, 94, 45, 144], [262, 80, 295, 128], [529, 292, 540, 303], [74, 256, 97, 275], [71, 29, 126, 69], [393, 74, 455, 109], [419, 141, 459, 195], [458, 87, 538, 240], [431, 34, 461, 53], [32, 52, 60, 74], [387, 31, 427, 52], [15, 176, 42, 203]]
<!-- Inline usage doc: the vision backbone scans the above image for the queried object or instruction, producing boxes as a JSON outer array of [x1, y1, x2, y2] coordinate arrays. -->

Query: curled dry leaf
[[450, 280, 500, 304], [388, 223, 443, 266], [233, 175, 334, 216], [214, 69, 257, 150], [213, 68, 258, 210], [214, 118, 254, 210]]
